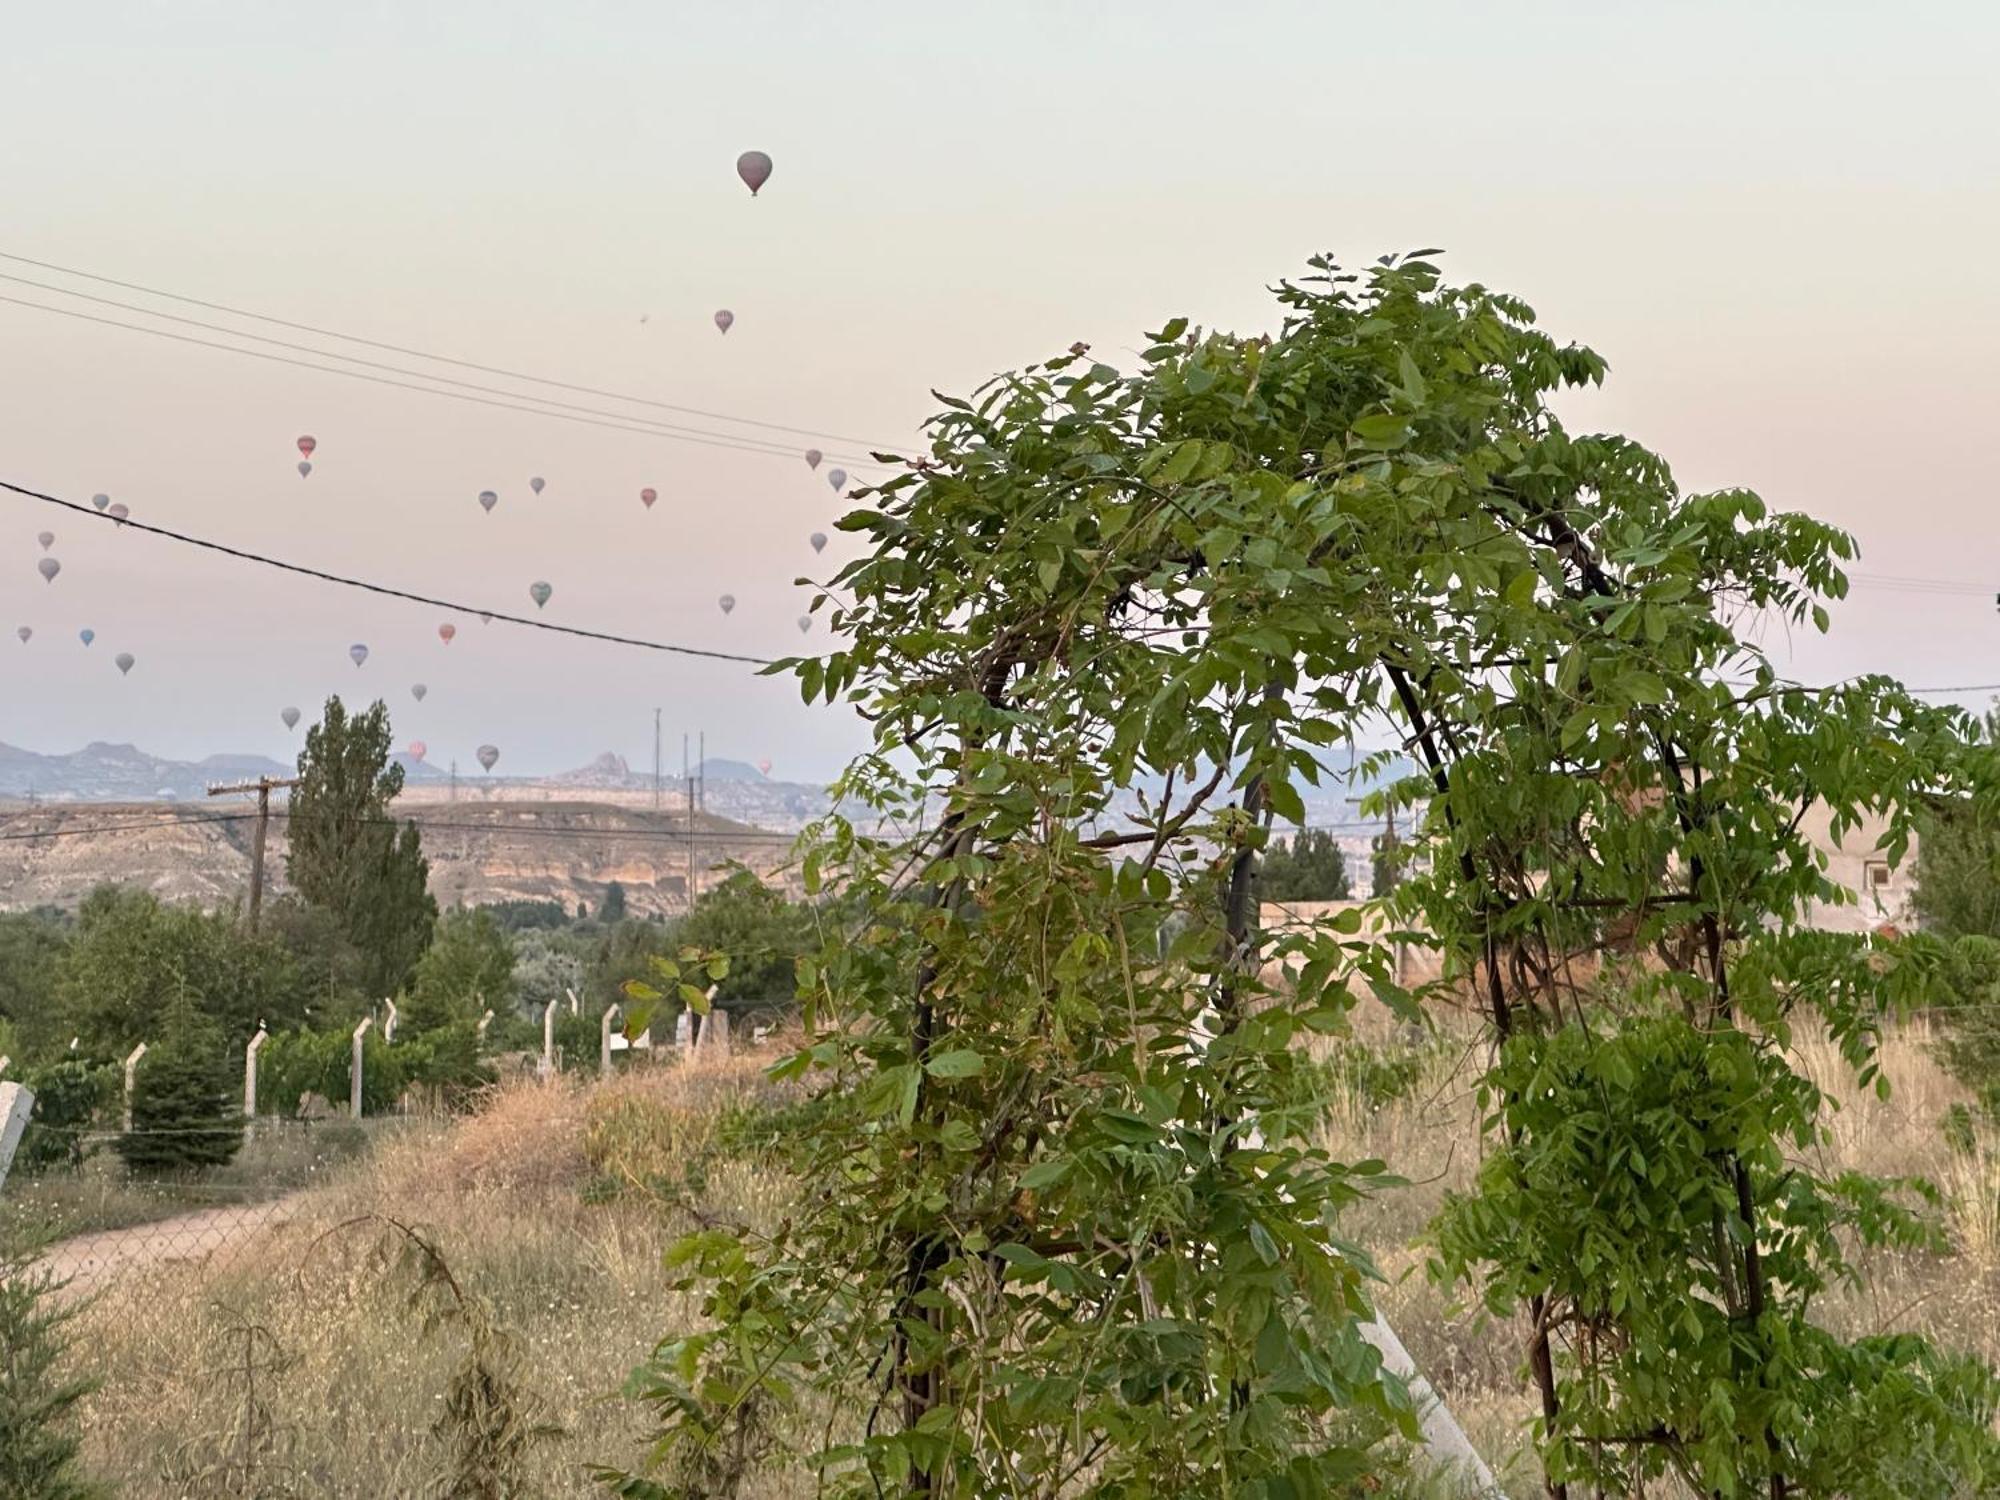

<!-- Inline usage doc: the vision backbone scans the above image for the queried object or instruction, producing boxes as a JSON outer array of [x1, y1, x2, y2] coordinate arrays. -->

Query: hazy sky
[[3, 2, 1996, 782]]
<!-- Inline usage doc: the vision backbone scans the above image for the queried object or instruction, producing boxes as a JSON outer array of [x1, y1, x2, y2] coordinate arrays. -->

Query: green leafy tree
[[672, 871, 812, 1013], [13, 1060, 114, 1176], [115, 1003, 243, 1174], [405, 909, 514, 1036], [0, 1257, 105, 1500], [598, 880, 628, 924], [52, 887, 307, 1056], [1257, 826, 1351, 901], [287, 697, 437, 998], [512, 929, 586, 1019], [613, 255, 2000, 1498], [0, 911, 70, 1063]]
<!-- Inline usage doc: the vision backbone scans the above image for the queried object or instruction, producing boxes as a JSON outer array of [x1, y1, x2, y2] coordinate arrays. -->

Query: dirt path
[[37, 1194, 307, 1288]]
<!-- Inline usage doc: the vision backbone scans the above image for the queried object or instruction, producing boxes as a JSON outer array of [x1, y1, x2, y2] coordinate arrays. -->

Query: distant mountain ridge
[[0, 741, 295, 801]]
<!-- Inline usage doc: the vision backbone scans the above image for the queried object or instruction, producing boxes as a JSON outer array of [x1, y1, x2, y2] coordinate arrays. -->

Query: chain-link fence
[[0, 1114, 422, 1295]]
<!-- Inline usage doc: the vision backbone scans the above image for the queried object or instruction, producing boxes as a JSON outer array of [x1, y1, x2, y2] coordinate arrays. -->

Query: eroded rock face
[[0, 799, 796, 916]]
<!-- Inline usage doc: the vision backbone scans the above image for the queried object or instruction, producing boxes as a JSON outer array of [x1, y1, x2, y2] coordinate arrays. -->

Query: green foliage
[[670, 871, 812, 1011], [13, 1060, 114, 1176], [115, 1005, 243, 1175], [1258, 826, 1352, 902], [611, 252, 1999, 1496], [0, 910, 71, 1063], [598, 881, 628, 925], [0, 1257, 105, 1500], [261, 896, 373, 1032], [406, 909, 515, 1036], [480, 900, 572, 933], [287, 697, 437, 997], [511, 929, 586, 1019], [52, 886, 305, 1057]]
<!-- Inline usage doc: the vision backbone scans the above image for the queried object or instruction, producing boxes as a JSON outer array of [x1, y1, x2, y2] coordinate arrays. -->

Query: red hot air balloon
[[803, 449, 822, 470], [438, 622, 457, 644], [639, 487, 657, 510], [736, 151, 772, 196], [757, 758, 773, 777], [297, 435, 316, 458], [714, 310, 734, 334], [408, 740, 428, 762]]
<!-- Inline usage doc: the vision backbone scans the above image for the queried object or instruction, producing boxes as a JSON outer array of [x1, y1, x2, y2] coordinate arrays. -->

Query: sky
[[1, 1, 1996, 783]]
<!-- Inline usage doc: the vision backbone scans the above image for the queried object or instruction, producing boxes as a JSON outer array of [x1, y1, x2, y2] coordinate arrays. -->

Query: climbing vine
[[612, 254, 2000, 1497]]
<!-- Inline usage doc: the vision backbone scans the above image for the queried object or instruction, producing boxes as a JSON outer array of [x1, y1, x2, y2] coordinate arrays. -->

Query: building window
[[1862, 860, 1892, 891]]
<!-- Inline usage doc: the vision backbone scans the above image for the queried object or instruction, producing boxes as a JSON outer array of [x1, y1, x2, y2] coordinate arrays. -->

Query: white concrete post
[[541, 1002, 558, 1078], [0, 1054, 10, 1077], [477, 1008, 494, 1043], [701, 1008, 732, 1060], [244, 1026, 269, 1122], [600, 1003, 622, 1078], [1361, 1316, 1506, 1497], [382, 997, 399, 1043], [122, 1042, 148, 1132], [0, 1082, 33, 1194], [564, 986, 581, 1016], [673, 1008, 692, 1055], [350, 1018, 373, 1119]]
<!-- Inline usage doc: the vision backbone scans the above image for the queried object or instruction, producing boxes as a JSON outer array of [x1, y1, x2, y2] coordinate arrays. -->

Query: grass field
[[39, 1023, 2000, 1497]]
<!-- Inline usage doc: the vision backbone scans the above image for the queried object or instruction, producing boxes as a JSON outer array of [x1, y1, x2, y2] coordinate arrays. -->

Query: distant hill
[[0, 741, 294, 801]]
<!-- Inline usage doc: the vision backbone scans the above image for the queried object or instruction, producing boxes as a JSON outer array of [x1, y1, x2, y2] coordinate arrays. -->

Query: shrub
[[14, 1060, 114, 1176], [0, 1257, 104, 1499], [115, 1024, 244, 1175]]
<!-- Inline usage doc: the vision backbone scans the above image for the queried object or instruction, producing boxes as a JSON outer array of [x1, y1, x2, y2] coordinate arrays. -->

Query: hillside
[[0, 797, 794, 916]]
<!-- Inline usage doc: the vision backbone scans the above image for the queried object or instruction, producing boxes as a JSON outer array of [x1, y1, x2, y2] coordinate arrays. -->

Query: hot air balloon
[[758, 758, 773, 777], [298, 461, 313, 478], [15, 627, 30, 644], [36, 532, 53, 551], [827, 468, 847, 493], [91, 493, 110, 511], [478, 490, 498, 513], [714, 309, 734, 334], [529, 581, 552, 610], [639, 487, 657, 510], [718, 594, 736, 615], [78, 629, 94, 647], [281, 706, 301, 730], [804, 449, 822, 470], [115, 652, 134, 675], [37, 558, 59, 583], [297, 435, 316, 458], [529, 476, 545, 495], [438, 622, 457, 645], [479, 612, 493, 625], [408, 740, 427, 761], [411, 683, 428, 702], [349, 644, 369, 668], [476, 745, 500, 773], [810, 532, 828, 554], [736, 150, 773, 196], [108, 503, 130, 521], [797, 615, 812, 635]]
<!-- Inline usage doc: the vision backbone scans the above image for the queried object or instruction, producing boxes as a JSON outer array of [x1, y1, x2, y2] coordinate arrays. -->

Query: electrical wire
[[0, 248, 896, 452], [0, 808, 804, 845], [0, 292, 888, 468], [0, 479, 779, 667]]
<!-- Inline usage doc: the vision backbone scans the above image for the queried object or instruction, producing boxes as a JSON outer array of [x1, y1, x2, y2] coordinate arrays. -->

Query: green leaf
[[924, 1048, 985, 1079]]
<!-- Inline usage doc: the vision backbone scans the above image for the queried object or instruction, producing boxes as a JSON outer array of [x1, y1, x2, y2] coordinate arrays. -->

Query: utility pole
[[683, 733, 695, 911], [207, 776, 300, 931], [653, 708, 662, 811], [449, 758, 458, 802], [698, 731, 706, 815]]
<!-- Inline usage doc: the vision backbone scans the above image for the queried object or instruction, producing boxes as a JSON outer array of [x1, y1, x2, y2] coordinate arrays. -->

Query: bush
[[0, 1257, 104, 1499], [115, 1025, 244, 1175], [14, 1060, 114, 1176]]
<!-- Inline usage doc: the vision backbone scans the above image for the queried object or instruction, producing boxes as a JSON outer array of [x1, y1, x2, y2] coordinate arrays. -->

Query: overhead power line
[[0, 248, 896, 453], [0, 478, 778, 667], [0, 807, 804, 845], [0, 291, 887, 468]]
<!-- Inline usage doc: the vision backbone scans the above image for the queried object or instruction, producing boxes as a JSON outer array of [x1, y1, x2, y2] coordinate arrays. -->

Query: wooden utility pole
[[208, 776, 300, 931]]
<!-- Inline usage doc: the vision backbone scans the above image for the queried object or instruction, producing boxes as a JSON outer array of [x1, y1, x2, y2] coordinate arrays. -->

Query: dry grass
[[43, 1024, 2000, 1497], [63, 1053, 783, 1498]]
